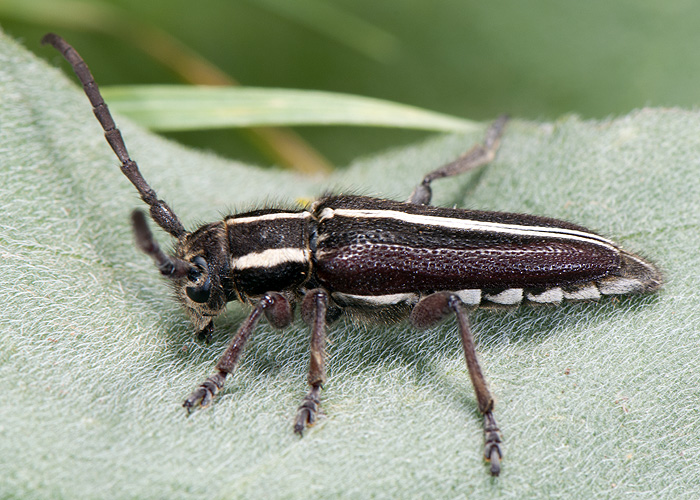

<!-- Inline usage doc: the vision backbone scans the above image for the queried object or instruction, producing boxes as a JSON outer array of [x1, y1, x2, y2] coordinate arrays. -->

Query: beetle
[[42, 33, 662, 476]]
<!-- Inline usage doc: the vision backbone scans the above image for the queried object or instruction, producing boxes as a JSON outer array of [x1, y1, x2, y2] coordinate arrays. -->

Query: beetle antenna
[[132, 210, 190, 278], [41, 33, 187, 239]]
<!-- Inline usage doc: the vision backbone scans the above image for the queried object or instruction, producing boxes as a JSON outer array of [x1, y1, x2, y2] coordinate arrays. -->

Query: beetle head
[[132, 211, 235, 334]]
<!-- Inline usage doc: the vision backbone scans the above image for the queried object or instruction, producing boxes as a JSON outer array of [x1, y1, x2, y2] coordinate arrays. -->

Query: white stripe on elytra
[[233, 248, 309, 270], [230, 211, 311, 224], [318, 208, 617, 250]]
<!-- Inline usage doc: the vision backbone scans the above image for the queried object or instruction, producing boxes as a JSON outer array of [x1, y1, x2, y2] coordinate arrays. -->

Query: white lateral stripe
[[597, 277, 644, 295], [233, 248, 309, 269], [333, 292, 417, 306], [231, 211, 311, 224], [526, 287, 563, 303], [484, 288, 523, 304], [454, 289, 481, 305], [320, 208, 617, 249], [562, 285, 600, 301]]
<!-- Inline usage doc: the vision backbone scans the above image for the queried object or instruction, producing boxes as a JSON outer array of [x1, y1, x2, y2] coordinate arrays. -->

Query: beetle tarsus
[[483, 411, 503, 476], [183, 371, 226, 410], [488, 447, 501, 477], [294, 385, 321, 435]]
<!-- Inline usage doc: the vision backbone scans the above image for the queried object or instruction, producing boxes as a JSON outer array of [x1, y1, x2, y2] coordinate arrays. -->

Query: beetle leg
[[410, 292, 503, 476], [407, 114, 509, 205], [183, 292, 291, 411], [294, 289, 329, 435], [448, 295, 503, 476]]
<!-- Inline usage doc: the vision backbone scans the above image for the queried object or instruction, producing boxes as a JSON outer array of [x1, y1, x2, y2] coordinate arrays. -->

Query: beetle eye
[[185, 256, 212, 303], [188, 256, 208, 282], [187, 268, 202, 282], [186, 279, 212, 303]]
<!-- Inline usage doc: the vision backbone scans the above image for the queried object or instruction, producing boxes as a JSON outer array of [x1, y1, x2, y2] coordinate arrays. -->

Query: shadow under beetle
[[42, 33, 662, 476]]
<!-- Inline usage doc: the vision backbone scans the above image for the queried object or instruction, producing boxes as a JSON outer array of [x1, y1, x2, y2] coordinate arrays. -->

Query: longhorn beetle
[[43, 33, 662, 477]]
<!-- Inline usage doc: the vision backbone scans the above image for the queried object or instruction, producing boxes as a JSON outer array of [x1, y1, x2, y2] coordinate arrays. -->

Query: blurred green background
[[2, 0, 699, 168]]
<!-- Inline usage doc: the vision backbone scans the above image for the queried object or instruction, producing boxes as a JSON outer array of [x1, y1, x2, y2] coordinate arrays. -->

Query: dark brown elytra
[[42, 33, 662, 478]]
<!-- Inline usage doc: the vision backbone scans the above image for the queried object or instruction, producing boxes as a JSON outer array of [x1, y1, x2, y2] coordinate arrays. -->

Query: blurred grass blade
[[0, 0, 232, 85], [249, 0, 400, 62], [101, 85, 479, 133]]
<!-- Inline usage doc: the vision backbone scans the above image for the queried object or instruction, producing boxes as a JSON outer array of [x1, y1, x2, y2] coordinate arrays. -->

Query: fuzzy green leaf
[[1, 31, 699, 499]]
